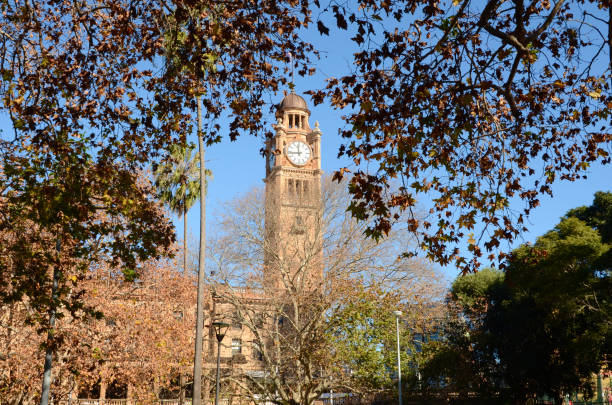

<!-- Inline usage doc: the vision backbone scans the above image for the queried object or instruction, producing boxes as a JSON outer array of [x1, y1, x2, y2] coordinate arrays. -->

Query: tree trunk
[[68, 382, 75, 405], [202, 375, 210, 405], [100, 381, 107, 401], [40, 240, 60, 405], [202, 305, 213, 405], [7, 304, 13, 386], [184, 204, 188, 274], [192, 93, 207, 405], [127, 384, 133, 405], [179, 374, 185, 405]]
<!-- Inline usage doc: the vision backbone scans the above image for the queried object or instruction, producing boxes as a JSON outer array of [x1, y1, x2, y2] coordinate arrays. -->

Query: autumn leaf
[[588, 90, 601, 99], [334, 11, 348, 30], [317, 20, 330, 35]]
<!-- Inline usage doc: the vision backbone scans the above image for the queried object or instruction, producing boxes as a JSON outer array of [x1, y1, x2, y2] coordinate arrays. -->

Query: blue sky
[[196, 100, 609, 282], [186, 22, 611, 282], [186, 14, 611, 282]]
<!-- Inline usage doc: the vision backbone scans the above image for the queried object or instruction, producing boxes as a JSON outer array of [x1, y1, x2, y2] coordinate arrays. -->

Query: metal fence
[[55, 399, 256, 405], [55, 400, 192, 405], [52, 396, 612, 405], [535, 402, 612, 405]]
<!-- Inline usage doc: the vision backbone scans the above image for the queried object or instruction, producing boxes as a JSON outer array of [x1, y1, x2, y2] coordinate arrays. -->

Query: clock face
[[286, 141, 311, 166]]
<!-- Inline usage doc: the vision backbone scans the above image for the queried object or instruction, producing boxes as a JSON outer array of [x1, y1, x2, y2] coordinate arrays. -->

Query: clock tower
[[263, 91, 323, 288]]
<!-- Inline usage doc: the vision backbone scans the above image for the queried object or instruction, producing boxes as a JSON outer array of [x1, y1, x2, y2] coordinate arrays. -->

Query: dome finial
[[287, 52, 295, 89]]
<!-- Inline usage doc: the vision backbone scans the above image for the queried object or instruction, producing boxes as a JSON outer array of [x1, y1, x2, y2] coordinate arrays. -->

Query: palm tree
[[154, 142, 203, 276], [155, 138, 212, 405]]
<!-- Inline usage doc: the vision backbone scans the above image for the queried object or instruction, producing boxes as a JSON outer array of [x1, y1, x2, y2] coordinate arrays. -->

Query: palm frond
[[154, 142, 208, 217]]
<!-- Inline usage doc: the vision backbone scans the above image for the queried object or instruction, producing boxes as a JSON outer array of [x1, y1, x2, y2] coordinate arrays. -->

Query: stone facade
[[203, 91, 324, 400]]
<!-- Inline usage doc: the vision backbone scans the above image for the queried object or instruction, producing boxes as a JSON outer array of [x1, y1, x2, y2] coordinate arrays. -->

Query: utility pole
[[193, 94, 207, 405]]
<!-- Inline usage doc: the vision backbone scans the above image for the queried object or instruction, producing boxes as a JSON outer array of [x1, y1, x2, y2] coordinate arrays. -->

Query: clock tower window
[[295, 179, 302, 196], [286, 178, 311, 198], [287, 179, 293, 196], [285, 179, 312, 201]]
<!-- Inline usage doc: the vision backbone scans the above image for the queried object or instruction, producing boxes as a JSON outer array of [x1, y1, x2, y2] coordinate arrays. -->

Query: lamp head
[[212, 321, 230, 342], [393, 310, 403, 317]]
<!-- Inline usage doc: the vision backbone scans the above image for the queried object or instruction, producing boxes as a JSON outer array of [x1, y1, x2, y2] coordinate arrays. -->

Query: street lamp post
[[393, 310, 403, 405], [212, 322, 229, 405]]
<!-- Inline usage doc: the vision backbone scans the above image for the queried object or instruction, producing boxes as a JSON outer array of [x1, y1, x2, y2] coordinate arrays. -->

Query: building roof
[[278, 91, 309, 113]]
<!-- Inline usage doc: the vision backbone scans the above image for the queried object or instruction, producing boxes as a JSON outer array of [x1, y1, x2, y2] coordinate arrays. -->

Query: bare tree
[[206, 176, 445, 405]]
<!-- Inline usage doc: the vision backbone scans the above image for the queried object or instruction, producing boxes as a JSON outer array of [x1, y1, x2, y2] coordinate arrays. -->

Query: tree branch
[[482, 23, 530, 53], [609, 5, 612, 81], [532, 0, 566, 38]]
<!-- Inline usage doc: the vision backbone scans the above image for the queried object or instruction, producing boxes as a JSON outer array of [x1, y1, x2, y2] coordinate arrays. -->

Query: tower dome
[[277, 91, 309, 114]]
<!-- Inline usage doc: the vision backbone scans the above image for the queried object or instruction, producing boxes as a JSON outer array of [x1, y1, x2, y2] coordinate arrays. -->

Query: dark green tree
[[423, 194, 612, 404], [493, 217, 609, 404], [566, 191, 612, 244], [564, 191, 612, 365], [420, 269, 507, 401]]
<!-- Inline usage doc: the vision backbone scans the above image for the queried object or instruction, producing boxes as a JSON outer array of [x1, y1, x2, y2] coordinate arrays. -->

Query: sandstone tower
[[263, 91, 323, 289]]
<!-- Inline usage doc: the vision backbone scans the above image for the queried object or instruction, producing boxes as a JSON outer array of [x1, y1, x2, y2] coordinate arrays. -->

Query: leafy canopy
[[312, 0, 611, 272]]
